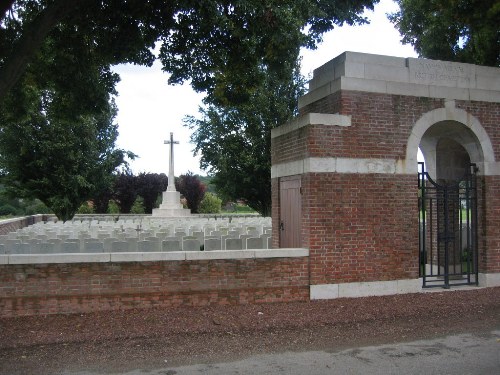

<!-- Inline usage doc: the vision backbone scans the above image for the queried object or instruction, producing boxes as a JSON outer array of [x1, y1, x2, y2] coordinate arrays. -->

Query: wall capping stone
[[300, 51, 500, 109], [271, 112, 351, 139], [2, 248, 310, 265]]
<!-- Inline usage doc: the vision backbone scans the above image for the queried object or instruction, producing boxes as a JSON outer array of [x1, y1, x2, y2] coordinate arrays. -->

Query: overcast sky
[[112, 0, 418, 176]]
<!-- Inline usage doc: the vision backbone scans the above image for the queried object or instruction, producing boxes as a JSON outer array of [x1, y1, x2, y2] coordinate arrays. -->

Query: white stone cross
[[164, 132, 179, 191]]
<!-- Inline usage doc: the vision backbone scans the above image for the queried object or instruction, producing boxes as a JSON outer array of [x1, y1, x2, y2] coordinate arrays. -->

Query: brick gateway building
[[272, 52, 500, 298]]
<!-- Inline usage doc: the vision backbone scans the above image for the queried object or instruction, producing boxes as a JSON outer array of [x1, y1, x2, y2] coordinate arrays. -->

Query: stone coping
[[0, 248, 309, 265], [0, 214, 44, 225], [299, 51, 500, 108], [271, 113, 351, 139]]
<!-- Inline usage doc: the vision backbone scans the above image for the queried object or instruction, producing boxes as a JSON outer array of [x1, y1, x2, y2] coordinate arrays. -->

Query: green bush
[[199, 192, 222, 214], [233, 204, 256, 213], [107, 200, 120, 214], [0, 204, 19, 216], [24, 200, 52, 215], [77, 202, 95, 214], [130, 196, 145, 214]]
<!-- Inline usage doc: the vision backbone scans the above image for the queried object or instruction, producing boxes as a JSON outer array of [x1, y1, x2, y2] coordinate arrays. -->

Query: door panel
[[279, 176, 302, 248]]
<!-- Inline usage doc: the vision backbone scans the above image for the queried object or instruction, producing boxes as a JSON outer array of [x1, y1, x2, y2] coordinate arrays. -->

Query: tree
[[112, 172, 137, 214], [0, 89, 129, 221], [185, 61, 305, 216], [92, 184, 114, 214], [175, 172, 206, 214], [130, 196, 145, 214], [136, 172, 169, 214], [0, 1, 135, 221], [389, 0, 500, 67]]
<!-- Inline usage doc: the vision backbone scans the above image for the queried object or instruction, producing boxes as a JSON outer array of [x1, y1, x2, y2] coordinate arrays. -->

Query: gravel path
[[1, 287, 499, 374]]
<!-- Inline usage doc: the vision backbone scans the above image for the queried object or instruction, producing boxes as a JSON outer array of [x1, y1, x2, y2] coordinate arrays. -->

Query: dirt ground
[[1, 287, 499, 375]]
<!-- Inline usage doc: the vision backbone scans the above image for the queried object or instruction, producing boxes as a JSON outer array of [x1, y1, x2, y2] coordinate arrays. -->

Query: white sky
[[112, 0, 418, 176]]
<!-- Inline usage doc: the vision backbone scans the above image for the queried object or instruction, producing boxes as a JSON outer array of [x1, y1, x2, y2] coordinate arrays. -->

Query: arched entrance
[[418, 121, 481, 288]]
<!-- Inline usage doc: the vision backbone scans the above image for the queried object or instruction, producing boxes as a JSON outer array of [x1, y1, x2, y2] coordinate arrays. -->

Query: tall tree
[[389, 0, 500, 66], [112, 172, 138, 214], [136, 172, 169, 214], [175, 172, 206, 214], [185, 62, 305, 216], [0, 9, 133, 221], [0, 93, 128, 221]]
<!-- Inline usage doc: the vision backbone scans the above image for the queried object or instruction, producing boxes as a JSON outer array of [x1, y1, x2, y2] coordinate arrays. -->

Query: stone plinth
[[152, 190, 191, 217]]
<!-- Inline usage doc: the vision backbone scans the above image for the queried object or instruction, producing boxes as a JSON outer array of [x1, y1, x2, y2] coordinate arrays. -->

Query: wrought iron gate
[[418, 162, 479, 288]]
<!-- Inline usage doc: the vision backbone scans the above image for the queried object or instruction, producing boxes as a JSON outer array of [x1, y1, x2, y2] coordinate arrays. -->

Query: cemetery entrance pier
[[271, 52, 500, 298]]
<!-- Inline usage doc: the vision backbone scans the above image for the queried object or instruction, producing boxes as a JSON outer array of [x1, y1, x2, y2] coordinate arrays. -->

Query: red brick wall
[[0, 258, 309, 317], [274, 92, 447, 166], [482, 176, 500, 273], [0, 215, 47, 236], [302, 173, 418, 285], [456, 101, 500, 159], [298, 92, 444, 160]]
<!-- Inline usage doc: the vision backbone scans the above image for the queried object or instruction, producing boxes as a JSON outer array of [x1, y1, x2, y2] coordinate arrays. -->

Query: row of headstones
[[6, 226, 270, 241], [0, 218, 272, 254], [49, 216, 271, 226], [0, 235, 272, 254], [17, 218, 271, 237], [62, 215, 265, 224], [6, 224, 271, 244], [40, 217, 264, 230]]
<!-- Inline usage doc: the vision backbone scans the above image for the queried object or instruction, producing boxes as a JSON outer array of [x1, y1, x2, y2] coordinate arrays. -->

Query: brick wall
[[0, 257, 310, 317], [296, 91, 445, 160], [272, 172, 419, 285], [273, 91, 448, 172], [482, 175, 500, 273], [302, 173, 418, 285], [456, 101, 500, 159], [0, 215, 46, 235]]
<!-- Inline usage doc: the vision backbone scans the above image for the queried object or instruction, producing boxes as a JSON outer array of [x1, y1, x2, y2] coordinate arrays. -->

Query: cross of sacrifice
[[164, 132, 179, 191]]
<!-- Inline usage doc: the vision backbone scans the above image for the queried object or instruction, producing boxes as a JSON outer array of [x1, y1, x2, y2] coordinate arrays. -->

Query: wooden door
[[279, 176, 302, 248]]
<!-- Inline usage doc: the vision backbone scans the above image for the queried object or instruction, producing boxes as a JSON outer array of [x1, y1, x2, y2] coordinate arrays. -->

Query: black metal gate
[[418, 162, 479, 288]]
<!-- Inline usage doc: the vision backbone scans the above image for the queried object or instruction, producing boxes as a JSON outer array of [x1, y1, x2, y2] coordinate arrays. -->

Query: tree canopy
[[185, 61, 305, 216], [389, 0, 500, 67], [1, 0, 377, 103]]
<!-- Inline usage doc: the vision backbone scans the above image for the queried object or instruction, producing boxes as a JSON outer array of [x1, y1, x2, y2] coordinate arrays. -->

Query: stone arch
[[405, 101, 495, 176]]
